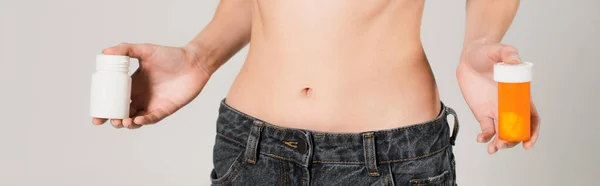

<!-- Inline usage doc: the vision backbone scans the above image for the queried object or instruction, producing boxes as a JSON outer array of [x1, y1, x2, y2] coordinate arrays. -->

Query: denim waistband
[[215, 99, 459, 173]]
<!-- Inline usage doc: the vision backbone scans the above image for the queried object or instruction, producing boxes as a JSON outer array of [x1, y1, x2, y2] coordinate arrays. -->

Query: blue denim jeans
[[211, 99, 459, 186]]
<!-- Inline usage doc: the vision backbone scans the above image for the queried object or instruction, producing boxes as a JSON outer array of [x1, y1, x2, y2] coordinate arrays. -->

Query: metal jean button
[[297, 138, 307, 154]]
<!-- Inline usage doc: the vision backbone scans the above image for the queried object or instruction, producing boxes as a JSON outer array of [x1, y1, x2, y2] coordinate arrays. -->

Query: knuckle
[[503, 45, 518, 51], [150, 115, 160, 124]]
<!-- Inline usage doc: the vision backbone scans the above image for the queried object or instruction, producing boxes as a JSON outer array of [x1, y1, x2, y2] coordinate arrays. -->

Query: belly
[[225, 0, 440, 132]]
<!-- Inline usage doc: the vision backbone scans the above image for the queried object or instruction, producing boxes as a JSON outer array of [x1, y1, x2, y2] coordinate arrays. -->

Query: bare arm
[[185, 0, 253, 75], [458, 0, 539, 154], [463, 0, 520, 47], [96, 0, 253, 127]]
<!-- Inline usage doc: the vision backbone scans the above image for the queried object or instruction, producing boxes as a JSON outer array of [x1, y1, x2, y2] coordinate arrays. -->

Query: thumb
[[102, 43, 152, 59], [486, 44, 521, 64]]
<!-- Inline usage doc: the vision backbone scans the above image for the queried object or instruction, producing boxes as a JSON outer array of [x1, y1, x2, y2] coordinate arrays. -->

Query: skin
[[93, 0, 540, 154]]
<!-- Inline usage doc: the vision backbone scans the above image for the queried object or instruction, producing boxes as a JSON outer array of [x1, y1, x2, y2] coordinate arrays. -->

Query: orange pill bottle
[[494, 62, 533, 142]]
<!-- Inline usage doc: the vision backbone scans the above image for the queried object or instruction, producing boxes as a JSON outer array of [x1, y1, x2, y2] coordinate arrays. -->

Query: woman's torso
[[226, 0, 440, 132]]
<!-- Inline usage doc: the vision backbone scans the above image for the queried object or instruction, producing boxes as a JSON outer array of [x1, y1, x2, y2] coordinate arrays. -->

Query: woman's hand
[[457, 42, 540, 154], [92, 43, 212, 129]]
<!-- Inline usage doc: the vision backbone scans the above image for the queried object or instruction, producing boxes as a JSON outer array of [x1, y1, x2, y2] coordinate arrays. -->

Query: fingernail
[[490, 147, 498, 154], [509, 54, 521, 62]]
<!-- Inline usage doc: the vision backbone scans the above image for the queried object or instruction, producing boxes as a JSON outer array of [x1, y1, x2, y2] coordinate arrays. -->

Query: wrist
[[184, 41, 218, 76], [463, 37, 491, 52], [461, 36, 501, 63]]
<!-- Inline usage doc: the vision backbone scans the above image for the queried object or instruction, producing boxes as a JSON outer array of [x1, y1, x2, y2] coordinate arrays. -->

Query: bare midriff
[[225, 0, 441, 132]]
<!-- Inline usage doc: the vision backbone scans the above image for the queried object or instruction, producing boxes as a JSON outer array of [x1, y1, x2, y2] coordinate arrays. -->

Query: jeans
[[210, 99, 459, 186]]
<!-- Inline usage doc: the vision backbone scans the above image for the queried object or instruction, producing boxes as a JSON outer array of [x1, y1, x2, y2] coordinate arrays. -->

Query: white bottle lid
[[96, 54, 130, 72], [493, 62, 533, 83]]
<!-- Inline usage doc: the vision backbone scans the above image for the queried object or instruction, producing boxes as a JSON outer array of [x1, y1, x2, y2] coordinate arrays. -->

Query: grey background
[[0, 0, 598, 185]]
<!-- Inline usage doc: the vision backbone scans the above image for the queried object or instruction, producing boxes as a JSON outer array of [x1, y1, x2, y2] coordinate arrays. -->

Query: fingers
[[111, 119, 124, 129], [133, 108, 170, 125], [488, 137, 520, 154], [497, 140, 519, 150], [499, 45, 521, 64], [524, 103, 541, 150], [102, 43, 152, 59], [486, 44, 522, 64], [123, 118, 143, 129], [476, 116, 496, 143], [488, 137, 499, 154], [92, 118, 108, 125], [109, 118, 143, 129], [102, 107, 172, 128], [93, 106, 145, 129], [123, 108, 143, 129], [480, 102, 540, 154], [106, 118, 143, 129], [92, 117, 133, 129]]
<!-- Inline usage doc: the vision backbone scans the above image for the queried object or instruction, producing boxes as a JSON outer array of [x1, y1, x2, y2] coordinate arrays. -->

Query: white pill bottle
[[89, 55, 132, 119]]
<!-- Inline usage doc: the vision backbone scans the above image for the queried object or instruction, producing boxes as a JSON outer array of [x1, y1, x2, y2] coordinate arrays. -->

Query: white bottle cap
[[493, 62, 533, 83], [96, 55, 130, 72]]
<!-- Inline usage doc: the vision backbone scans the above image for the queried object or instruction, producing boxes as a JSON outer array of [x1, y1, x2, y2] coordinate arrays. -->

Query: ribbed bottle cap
[[96, 54, 130, 72], [493, 62, 533, 83]]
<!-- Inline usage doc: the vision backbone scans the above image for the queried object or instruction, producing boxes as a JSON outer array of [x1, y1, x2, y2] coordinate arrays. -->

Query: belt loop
[[446, 107, 460, 146], [245, 120, 264, 164], [302, 131, 314, 168], [363, 132, 380, 177]]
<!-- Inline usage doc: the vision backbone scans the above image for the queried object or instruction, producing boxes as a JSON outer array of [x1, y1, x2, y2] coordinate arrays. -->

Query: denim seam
[[222, 100, 449, 136], [380, 144, 449, 164], [216, 132, 245, 147], [311, 160, 363, 164], [261, 152, 305, 167], [215, 160, 247, 185], [221, 101, 255, 120], [409, 170, 449, 185], [222, 164, 242, 185], [221, 101, 297, 132], [388, 163, 395, 186], [313, 122, 439, 137], [283, 160, 287, 186], [311, 144, 449, 164]]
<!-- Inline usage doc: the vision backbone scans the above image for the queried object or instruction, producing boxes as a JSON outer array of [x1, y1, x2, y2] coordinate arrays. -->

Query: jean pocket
[[409, 170, 451, 186], [210, 135, 247, 185], [210, 152, 247, 185]]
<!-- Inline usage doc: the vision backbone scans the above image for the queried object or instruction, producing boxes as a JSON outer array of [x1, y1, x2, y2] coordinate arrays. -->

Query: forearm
[[464, 0, 520, 47], [185, 0, 253, 75]]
